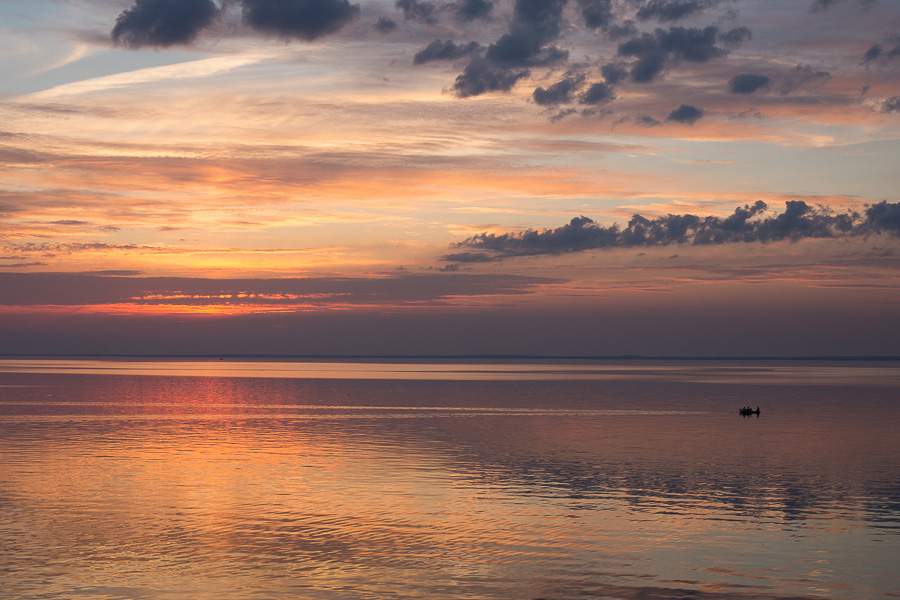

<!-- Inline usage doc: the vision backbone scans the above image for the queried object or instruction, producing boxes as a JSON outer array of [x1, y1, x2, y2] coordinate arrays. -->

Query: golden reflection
[[2, 359, 900, 386], [2, 363, 899, 600]]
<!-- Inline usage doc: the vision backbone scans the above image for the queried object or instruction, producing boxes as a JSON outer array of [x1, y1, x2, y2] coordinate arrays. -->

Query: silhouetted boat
[[739, 407, 760, 416]]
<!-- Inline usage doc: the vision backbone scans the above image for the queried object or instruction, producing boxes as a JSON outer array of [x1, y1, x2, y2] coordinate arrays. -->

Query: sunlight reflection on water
[[2, 358, 900, 385], [1, 360, 899, 600]]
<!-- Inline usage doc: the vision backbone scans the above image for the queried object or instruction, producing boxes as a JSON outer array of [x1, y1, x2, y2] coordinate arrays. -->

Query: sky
[[1, 0, 899, 356]]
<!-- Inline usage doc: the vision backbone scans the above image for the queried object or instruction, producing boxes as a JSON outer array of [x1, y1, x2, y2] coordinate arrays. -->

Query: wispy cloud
[[0, 272, 562, 313], [20, 52, 273, 101]]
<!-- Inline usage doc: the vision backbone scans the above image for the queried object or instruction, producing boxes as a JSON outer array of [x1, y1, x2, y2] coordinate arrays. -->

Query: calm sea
[[1, 359, 898, 600]]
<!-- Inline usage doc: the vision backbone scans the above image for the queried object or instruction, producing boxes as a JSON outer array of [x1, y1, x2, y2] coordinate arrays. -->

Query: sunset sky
[[1, 0, 899, 356]]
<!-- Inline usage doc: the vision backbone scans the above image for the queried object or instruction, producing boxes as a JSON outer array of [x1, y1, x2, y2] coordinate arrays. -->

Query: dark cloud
[[550, 107, 579, 121], [533, 74, 585, 105], [862, 35, 900, 64], [396, 0, 493, 24], [727, 73, 771, 94], [242, 0, 361, 41], [442, 251, 495, 263], [864, 201, 900, 233], [395, 0, 439, 23], [633, 0, 723, 22], [414, 39, 481, 64], [454, 0, 494, 20], [577, 0, 614, 29], [484, 0, 568, 66], [79, 270, 145, 277], [111, 0, 219, 48], [374, 15, 398, 33], [0, 262, 48, 268], [811, 0, 877, 12], [607, 20, 639, 40], [635, 114, 661, 126], [617, 26, 747, 83], [862, 44, 882, 63], [810, 0, 841, 9], [447, 0, 568, 97], [421, 0, 752, 100], [717, 26, 752, 47], [580, 81, 616, 104], [629, 54, 666, 82], [658, 26, 726, 61], [666, 103, 704, 124], [449, 215, 619, 258], [486, 41, 569, 66], [451, 57, 530, 97], [600, 62, 629, 84], [882, 96, 900, 113], [780, 64, 830, 95], [446, 201, 900, 261]]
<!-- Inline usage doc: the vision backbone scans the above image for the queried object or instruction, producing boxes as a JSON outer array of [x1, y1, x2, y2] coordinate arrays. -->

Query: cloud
[[454, 0, 494, 20], [577, 0, 615, 28], [635, 114, 661, 126], [810, 0, 877, 12], [112, 0, 220, 48], [864, 201, 900, 234], [451, 57, 530, 97], [600, 62, 629, 84], [862, 34, 900, 64], [50, 220, 89, 226], [374, 16, 398, 34], [0, 272, 560, 309], [445, 0, 568, 97], [666, 103, 704, 124], [1, 242, 147, 255], [882, 96, 900, 113], [79, 270, 145, 277], [442, 251, 495, 263], [717, 25, 752, 47], [809, 0, 841, 10], [530, 71, 618, 116], [617, 25, 750, 83], [484, 0, 569, 67], [396, 0, 439, 24], [241, 0, 361, 40], [449, 215, 617, 259], [414, 39, 481, 65], [633, 0, 724, 23], [23, 54, 266, 100], [445, 201, 900, 261], [580, 82, 616, 104], [780, 64, 830, 95], [533, 74, 586, 105], [112, 0, 365, 47], [607, 20, 639, 40], [628, 54, 666, 82], [396, 0, 493, 24], [727, 73, 771, 94], [0, 262, 48, 268]]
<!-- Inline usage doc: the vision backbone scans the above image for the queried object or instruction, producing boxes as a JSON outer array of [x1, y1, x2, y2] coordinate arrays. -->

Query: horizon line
[[2, 354, 899, 362]]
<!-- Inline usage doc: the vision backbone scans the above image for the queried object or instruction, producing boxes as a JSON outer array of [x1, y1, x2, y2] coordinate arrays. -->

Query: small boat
[[739, 407, 760, 416]]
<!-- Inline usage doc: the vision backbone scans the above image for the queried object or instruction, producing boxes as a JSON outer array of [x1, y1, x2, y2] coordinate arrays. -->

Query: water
[[1, 359, 899, 600]]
